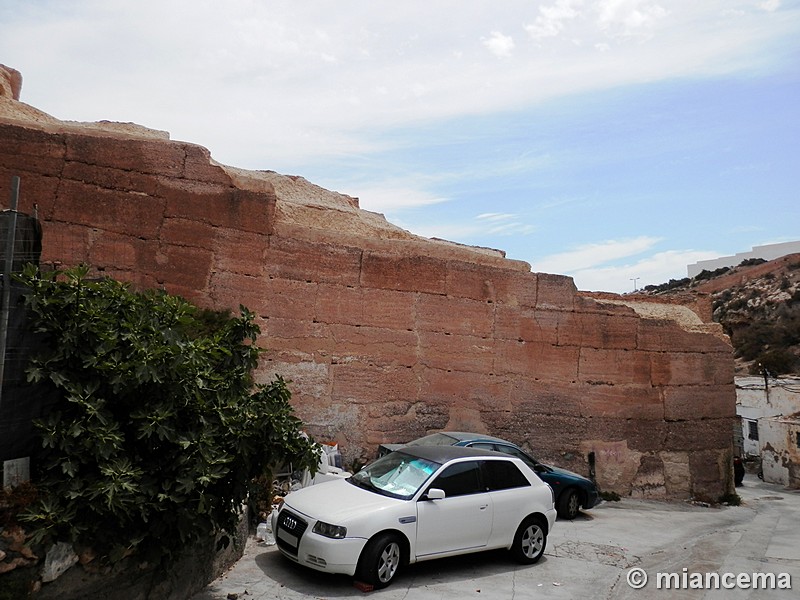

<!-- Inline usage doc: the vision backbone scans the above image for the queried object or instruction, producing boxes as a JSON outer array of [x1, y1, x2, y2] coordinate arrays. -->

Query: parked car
[[378, 431, 600, 520], [272, 445, 556, 588]]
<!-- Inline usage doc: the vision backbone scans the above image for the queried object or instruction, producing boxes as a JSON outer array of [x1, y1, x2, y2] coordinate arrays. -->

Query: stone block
[[330, 363, 419, 405], [665, 418, 737, 452], [264, 236, 361, 286], [629, 454, 667, 498], [361, 288, 415, 330], [182, 143, 233, 185], [663, 384, 736, 421], [361, 251, 446, 294], [661, 451, 691, 496], [419, 368, 508, 408], [65, 133, 184, 176], [651, 351, 734, 387], [159, 179, 273, 235], [445, 261, 537, 307], [208, 270, 274, 313], [558, 310, 639, 350], [328, 324, 418, 367], [161, 217, 215, 250], [0, 123, 65, 176], [638, 319, 732, 353], [579, 347, 652, 386], [417, 330, 495, 373], [0, 169, 59, 218], [62, 161, 161, 197], [87, 231, 142, 272], [578, 384, 664, 420], [259, 277, 318, 321], [505, 377, 583, 417], [494, 306, 559, 344], [315, 284, 364, 326], [53, 179, 166, 239], [39, 222, 91, 266], [143, 243, 213, 291], [494, 339, 580, 380], [212, 227, 269, 277], [535, 272, 576, 310], [415, 293, 494, 337]]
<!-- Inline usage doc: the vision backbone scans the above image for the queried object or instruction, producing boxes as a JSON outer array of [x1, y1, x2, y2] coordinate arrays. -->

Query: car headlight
[[313, 521, 347, 539]]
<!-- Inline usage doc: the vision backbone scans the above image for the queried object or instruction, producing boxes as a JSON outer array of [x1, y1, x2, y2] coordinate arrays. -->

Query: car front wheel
[[510, 517, 547, 564], [356, 533, 404, 589]]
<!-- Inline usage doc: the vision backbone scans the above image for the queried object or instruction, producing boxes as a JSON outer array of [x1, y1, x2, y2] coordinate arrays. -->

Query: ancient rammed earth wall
[[0, 65, 736, 499]]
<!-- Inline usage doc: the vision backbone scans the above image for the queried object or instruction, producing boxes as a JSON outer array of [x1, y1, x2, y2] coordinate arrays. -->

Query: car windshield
[[349, 452, 440, 500]]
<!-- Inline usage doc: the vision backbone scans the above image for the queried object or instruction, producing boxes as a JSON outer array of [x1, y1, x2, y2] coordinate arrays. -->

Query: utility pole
[[630, 277, 640, 292]]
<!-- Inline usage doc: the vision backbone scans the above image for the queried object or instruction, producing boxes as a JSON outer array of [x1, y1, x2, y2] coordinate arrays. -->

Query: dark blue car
[[378, 431, 601, 519]]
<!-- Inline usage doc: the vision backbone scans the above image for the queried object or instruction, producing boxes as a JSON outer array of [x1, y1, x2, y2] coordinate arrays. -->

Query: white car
[[272, 445, 557, 588]]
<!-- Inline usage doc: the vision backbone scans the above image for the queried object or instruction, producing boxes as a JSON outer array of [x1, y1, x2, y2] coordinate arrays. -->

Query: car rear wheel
[[510, 517, 547, 564], [557, 488, 581, 519], [356, 533, 403, 588]]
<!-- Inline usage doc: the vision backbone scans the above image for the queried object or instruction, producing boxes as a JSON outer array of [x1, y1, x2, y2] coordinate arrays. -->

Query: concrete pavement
[[193, 476, 799, 599]]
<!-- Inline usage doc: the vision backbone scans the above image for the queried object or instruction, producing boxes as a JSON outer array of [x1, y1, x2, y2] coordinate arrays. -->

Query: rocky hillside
[[639, 253, 800, 376]]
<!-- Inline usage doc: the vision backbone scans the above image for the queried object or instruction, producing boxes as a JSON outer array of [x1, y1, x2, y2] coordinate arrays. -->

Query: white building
[[687, 241, 800, 278], [735, 376, 800, 488]]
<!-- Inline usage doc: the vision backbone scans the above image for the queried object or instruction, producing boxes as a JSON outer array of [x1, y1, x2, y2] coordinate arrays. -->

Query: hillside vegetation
[[639, 254, 800, 376]]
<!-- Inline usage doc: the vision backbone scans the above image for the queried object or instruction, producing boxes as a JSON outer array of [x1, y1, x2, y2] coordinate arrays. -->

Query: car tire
[[356, 532, 404, 589], [510, 516, 547, 564], [557, 488, 580, 519]]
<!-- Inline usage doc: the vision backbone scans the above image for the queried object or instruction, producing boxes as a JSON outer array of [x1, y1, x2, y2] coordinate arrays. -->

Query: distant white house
[[735, 376, 800, 488], [687, 241, 800, 278]]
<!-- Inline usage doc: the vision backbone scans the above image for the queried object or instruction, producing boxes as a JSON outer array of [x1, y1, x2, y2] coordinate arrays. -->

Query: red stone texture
[[0, 94, 738, 499]]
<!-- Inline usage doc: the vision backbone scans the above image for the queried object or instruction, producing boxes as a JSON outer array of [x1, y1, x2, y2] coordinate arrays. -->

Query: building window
[[747, 420, 759, 441]]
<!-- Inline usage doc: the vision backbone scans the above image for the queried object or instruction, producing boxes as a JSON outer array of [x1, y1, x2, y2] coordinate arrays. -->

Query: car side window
[[481, 459, 531, 491], [469, 442, 496, 451], [495, 444, 538, 470], [429, 461, 482, 497]]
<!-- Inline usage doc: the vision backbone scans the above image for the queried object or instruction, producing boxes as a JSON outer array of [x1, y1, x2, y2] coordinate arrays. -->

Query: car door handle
[[479, 504, 489, 510]]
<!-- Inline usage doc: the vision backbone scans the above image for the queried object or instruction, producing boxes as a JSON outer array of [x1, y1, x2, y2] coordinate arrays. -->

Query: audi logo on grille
[[283, 516, 297, 530]]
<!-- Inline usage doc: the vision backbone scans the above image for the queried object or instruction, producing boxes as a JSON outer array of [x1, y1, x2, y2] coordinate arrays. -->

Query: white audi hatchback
[[272, 445, 557, 588]]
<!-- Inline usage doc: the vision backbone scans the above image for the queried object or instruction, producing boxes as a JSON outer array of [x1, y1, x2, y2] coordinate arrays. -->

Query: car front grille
[[275, 509, 308, 556]]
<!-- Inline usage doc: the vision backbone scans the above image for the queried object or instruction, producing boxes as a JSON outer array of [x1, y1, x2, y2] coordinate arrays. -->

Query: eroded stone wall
[[0, 65, 736, 499]]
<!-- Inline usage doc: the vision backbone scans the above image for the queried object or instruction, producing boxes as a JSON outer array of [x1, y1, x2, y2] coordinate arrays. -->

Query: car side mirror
[[425, 488, 446, 501]]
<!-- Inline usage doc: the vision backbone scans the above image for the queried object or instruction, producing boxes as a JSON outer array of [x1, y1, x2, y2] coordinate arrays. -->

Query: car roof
[[395, 444, 508, 464], [442, 431, 507, 444]]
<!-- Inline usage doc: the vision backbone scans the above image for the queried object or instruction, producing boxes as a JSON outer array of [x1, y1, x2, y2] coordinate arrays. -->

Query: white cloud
[[531, 236, 662, 273], [525, 0, 581, 39], [2, 1, 797, 168], [759, 0, 781, 12], [596, 0, 670, 40], [567, 249, 721, 293], [352, 185, 450, 212], [481, 31, 515, 57], [476, 213, 537, 236]]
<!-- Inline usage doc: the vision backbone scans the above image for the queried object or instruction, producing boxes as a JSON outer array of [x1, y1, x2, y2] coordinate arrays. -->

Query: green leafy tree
[[16, 265, 319, 563]]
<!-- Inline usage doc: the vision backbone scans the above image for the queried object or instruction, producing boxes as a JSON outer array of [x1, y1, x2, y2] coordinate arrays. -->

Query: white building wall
[[760, 416, 800, 488], [687, 241, 800, 278], [735, 376, 800, 486]]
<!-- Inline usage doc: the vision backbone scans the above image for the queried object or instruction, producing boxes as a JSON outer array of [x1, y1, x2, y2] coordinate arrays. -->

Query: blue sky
[[1, 0, 798, 293]]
